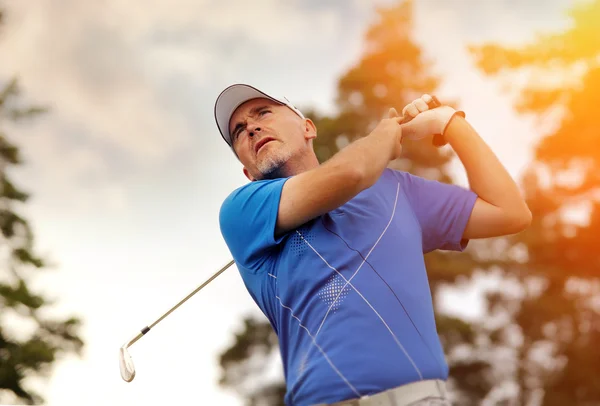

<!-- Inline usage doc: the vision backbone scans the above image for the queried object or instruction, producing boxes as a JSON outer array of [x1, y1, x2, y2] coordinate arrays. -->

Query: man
[[215, 84, 531, 406]]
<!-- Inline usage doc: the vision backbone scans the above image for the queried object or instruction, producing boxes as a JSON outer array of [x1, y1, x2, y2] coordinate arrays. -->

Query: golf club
[[118, 96, 447, 383], [119, 259, 235, 382]]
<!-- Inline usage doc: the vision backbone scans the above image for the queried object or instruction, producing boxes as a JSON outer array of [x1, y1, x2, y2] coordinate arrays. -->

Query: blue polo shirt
[[219, 168, 477, 406]]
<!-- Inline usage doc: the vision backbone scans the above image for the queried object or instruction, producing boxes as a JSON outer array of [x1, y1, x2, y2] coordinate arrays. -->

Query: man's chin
[[256, 156, 289, 180]]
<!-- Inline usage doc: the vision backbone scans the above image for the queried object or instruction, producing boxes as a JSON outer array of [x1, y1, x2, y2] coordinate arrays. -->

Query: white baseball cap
[[214, 84, 306, 148]]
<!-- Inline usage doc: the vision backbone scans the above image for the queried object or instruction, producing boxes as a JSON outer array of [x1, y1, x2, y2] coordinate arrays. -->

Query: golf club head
[[119, 346, 136, 382]]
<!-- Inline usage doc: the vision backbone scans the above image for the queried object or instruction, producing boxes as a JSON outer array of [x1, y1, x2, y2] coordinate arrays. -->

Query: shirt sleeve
[[394, 170, 478, 253], [219, 178, 289, 273]]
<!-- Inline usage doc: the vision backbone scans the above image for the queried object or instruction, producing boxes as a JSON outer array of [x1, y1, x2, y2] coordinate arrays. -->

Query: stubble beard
[[256, 145, 294, 180]]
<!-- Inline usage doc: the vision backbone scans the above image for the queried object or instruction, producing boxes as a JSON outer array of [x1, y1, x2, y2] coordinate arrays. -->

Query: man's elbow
[[507, 206, 532, 234]]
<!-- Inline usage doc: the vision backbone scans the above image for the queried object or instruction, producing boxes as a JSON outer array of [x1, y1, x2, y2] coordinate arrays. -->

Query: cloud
[[0, 0, 360, 213], [0, 0, 352, 142], [0, 0, 572, 214], [416, 0, 571, 46], [1, 1, 191, 163]]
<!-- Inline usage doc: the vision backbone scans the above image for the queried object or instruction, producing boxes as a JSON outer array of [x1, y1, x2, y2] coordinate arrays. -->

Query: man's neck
[[261, 153, 319, 180]]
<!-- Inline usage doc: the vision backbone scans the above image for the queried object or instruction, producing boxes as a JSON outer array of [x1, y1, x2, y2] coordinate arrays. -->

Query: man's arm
[[444, 116, 532, 239], [276, 110, 402, 236]]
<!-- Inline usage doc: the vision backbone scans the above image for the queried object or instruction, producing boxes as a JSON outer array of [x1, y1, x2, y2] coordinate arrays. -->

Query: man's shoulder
[[382, 167, 422, 181], [219, 177, 290, 225], [377, 167, 412, 186], [222, 178, 288, 204], [377, 168, 443, 204], [382, 167, 444, 189]]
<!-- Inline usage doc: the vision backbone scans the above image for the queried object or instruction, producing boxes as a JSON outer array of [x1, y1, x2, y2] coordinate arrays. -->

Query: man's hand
[[399, 95, 460, 142]]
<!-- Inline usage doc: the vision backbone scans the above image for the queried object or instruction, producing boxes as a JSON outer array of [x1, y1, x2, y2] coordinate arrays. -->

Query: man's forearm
[[340, 128, 397, 190], [319, 115, 400, 191], [275, 117, 398, 235], [444, 116, 531, 220]]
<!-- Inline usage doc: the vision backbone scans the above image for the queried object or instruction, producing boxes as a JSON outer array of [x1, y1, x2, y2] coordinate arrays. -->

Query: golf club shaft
[[131, 259, 235, 345], [129, 99, 433, 343]]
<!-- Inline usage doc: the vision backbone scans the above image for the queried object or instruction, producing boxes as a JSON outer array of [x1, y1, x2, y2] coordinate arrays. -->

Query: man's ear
[[243, 167, 256, 182], [304, 118, 317, 141]]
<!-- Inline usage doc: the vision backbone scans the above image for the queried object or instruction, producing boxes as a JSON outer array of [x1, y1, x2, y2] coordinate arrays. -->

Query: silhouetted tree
[[0, 8, 84, 405], [470, 1, 600, 404]]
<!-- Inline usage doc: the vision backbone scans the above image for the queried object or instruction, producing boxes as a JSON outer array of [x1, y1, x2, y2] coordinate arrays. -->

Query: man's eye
[[259, 110, 271, 116], [233, 127, 243, 140]]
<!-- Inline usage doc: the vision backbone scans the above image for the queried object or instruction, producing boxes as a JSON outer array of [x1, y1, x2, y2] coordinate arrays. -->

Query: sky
[[0, 0, 573, 405]]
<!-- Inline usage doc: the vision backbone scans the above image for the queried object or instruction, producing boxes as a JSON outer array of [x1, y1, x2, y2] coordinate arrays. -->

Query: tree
[[218, 2, 512, 405], [469, 1, 600, 404], [0, 9, 84, 405]]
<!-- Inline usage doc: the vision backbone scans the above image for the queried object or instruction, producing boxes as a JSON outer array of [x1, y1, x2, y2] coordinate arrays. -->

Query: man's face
[[229, 98, 314, 181]]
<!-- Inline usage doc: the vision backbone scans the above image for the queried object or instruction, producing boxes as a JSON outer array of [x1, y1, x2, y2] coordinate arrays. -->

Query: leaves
[[448, 360, 493, 405], [38, 318, 84, 355], [2, 177, 29, 202], [0, 79, 20, 106], [0, 8, 83, 403], [0, 329, 55, 405], [0, 133, 22, 165], [0, 79, 48, 122], [470, 1, 600, 404], [12, 248, 44, 268], [435, 314, 476, 348], [0, 210, 30, 240], [219, 317, 276, 368], [470, 1, 600, 75], [0, 280, 45, 310]]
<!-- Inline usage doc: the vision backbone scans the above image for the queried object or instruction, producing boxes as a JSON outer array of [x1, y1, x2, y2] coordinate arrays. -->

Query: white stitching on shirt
[[296, 183, 423, 380], [297, 233, 423, 380], [314, 183, 401, 337], [275, 295, 361, 398]]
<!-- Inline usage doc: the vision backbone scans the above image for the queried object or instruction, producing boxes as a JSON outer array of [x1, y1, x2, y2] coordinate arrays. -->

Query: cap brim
[[214, 84, 285, 147]]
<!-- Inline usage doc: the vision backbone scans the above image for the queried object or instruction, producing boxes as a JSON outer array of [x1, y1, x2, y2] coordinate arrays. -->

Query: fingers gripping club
[[399, 95, 447, 147]]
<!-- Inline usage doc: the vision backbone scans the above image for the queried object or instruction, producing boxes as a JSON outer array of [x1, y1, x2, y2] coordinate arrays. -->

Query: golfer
[[215, 84, 531, 406]]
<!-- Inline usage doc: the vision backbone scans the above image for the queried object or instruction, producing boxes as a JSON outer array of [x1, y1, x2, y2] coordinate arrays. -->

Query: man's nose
[[248, 123, 262, 137]]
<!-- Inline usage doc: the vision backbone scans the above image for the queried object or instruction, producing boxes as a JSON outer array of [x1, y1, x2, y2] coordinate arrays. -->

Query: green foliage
[[0, 79, 48, 122], [469, 1, 600, 404], [0, 9, 84, 403], [310, 1, 450, 178], [219, 317, 283, 406], [219, 317, 278, 385]]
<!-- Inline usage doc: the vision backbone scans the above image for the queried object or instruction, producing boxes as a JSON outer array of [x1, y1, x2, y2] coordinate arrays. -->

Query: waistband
[[319, 379, 449, 406]]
